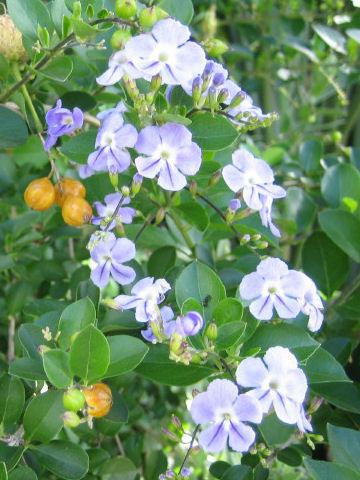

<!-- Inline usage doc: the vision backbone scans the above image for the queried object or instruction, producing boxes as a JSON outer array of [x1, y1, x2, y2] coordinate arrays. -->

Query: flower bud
[[0, 14, 28, 62], [208, 170, 221, 187], [251, 234, 262, 241], [170, 332, 186, 356], [240, 234, 251, 245], [161, 428, 179, 442], [213, 72, 225, 87], [131, 173, 143, 195], [202, 63, 214, 92], [62, 411, 81, 428], [139, 7, 158, 28], [229, 91, 246, 108], [110, 29, 131, 50], [205, 322, 218, 340], [175, 311, 204, 337], [171, 414, 182, 431], [121, 185, 130, 197], [155, 207, 166, 225], [155, 7, 169, 20], [204, 38, 229, 57], [255, 241, 268, 250], [102, 298, 122, 310], [190, 353, 202, 364], [190, 446, 200, 455], [37, 345, 51, 355], [218, 88, 229, 104], [208, 85, 218, 110], [115, 0, 137, 19], [192, 75, 202, 103], [109, 172, 119, 189], [151, 73, 162, 92], [123, 74, 139, 99], [63, 388, 86, 412], [188, 180, 197, 197]]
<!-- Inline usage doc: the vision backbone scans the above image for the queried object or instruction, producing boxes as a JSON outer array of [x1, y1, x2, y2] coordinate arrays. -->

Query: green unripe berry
[[62, 411, 81, 428], [204, 38, 228, 57], [139, 7, 158, 28], [332, 130, 342, 143], [110, 29, 131, 50], [115, 0, 137, 19], [63, 388, 86, 412]]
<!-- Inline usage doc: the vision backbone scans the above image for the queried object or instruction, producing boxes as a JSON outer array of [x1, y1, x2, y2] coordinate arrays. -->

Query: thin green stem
[[167, 212, 195, 256], [11, 63, 42, 133], [178, 424, 200, 475]]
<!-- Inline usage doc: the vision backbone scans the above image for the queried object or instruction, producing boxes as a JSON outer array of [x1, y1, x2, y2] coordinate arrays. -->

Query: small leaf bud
[[62, 411, 81, 428], [205, 322, 218, 340]]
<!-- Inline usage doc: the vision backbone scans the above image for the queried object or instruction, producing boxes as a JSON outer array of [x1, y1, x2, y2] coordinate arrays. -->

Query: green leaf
[[31, 441, 89, 480], [189, 112, 238, 151], [259, 413, 296, 447], [310, 382, 360, 414], [242, 323, 319, 362], [23, 390, 64, 443], [6, 281, 33, 315], [8, 466, 37, 480], [303, 347, 350, 384], [281, 187, 317, 234], [50, 0, 71, 36], [43, 350, 73, 389], [155, 113, 192, 126], [173, 201, 210, 232], [321, 164, 360, 207], [0, 463, 7, 480], [71, 18, 99, 40], [0, 375, 25, 428], [158, 0, 194, 24], [60, 91, 96, 111], [175, 261, 226, 321], [215, 321, 245, 350], [104, 335, 149, 379], [69, 325, 110, 383], [304, 458, 359, 480], [312, 24, 347, 54], [318, 209, 360, 263], [58, 297, 97, 349], [213, 298, 243, 326], [0, 445, 24, 473], [209, 462, 232, 480], [0, 107, 28, 149], [302, 231, 349, 295], [347, 29, 360, 44], [7, 0, 53, 40], [12, 136, 48, 168], [61, 130, 97, 164], [8, 358, 47, 381], [18, 324, 51, 360], [144, 450, 167, 480], [300, 139, 323, 173], [39, 56, 73, 82], [148, 246, 176, 278], [135, 344, 214, 386], [327, 424, 360, 471], [98, 456, 137, 480], [0, 256, 14, 271], [221, 465, 253, 480]]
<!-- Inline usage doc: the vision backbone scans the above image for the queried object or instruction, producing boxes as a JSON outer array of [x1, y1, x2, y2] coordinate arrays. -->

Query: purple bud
[[203, 62, 214, 77], [213, 72, 225, 87], [218, 88, 229, 103], [180, 468, 191, 478], [175, 311, 204, 337], [166, 470, 175, 478], [192, 75, 202, 103], [229, 198, 241, 211]]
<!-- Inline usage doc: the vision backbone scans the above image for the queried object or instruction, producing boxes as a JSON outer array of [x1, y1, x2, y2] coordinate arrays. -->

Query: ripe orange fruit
[[62, 195, 93, 227], [24, 177, 55, 211], [82, 383, 113, 418], [55, 178, 86, 206]]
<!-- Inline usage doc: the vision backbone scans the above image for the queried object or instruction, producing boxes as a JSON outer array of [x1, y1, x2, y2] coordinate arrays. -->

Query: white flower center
[[103, 134, 114, 147], [159, 51, 169, 62], [63, 115, 73, 125]]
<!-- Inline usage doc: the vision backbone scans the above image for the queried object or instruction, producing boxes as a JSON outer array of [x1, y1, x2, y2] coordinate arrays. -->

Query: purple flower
[[124, 19, 206, 86], [222, 149, 286, 211], [97, 101, 128, 123], [175, 311, 204, 337], [229, 198, 241, 211], [181, 60, 228, 97], [191, 379, 262, 453], [115, 277, 171, 323], [44, 100, 84, 151], [88, 115, 137, 173], [239, 257, 307, 321], [135, 123, 201, 191], [96, 50, 141, 86], [225, 81, 272, 123], [180, 468, 191, 478], [297, 272, 324, 332], [141, 306, 176, 342], [236, 347, 310, 430], [89, 232, 136, 288], [92, 193, 136, 231], [258, 195, 282, 238], [78, 164, 95, 179]]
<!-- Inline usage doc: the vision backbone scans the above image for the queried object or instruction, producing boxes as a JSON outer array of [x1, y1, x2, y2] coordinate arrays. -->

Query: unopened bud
[[204, 38, 229, 57], [123, 74, 139, 99], [155, 7, 169, 20], [109, 172, 118, 188], [190, 446, 200, 455], [188, 180, 197, 197], [205, 322, 218, 340], [240, 234, 251, 245], [208, 85, 218, 110], [161, 427, 179, 442], [115, 0, 137, 19], [62, 411, 80, 428], [171, 414, 182, 431], [192, 75, 202, 103], [121, 185, 130, 197], [139, 7, 158, 27], [102, 298, 121, 310], [213, 73, 225, 87], [155, 207, 166, 225], [251, 234, 262, 241], [151, 73, 162, 92], [190, 353, 202, 364], [229, 91, 245, 108], [131, 173, 143, 195], [202, 62, 214, 92], [208, 170, 221, 187], [218, 88, 229, 104], [170, 332, 185, 356], [38, 345, 51, 355], [255, 241, 268, 250], [110, 29, 131, 50]]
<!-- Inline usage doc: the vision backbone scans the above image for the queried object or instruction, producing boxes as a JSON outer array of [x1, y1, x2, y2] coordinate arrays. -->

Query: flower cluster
[[191, 347, 311, 454], [44, 100, 84, 151], [240, 257, 324, 331]]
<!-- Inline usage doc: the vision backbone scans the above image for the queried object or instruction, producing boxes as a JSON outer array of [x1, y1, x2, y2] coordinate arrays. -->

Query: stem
[[178, 424, 200, 475], [326, 271, 360, 317], [11, 63, 43, 133], [38, 133, 62, 185], [167, 212, 195, 256], [7, 315, 16, 363], [186, 106, 247, 124], [104, 183, 132, 232], [220, 358, 237, 383], [134, 214, 156, 244], [0, 17, 135, 103]]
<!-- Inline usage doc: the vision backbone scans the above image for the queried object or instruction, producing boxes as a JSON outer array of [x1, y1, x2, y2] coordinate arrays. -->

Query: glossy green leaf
[[148, 246, 176, 278], [158, 0, 194, 24], [135, 344, 214, 386], [12, 136, 48, 168], [310, 382, 360, 414], [0, 445, 24, 473], [39, 56, 73, 82], [300, 139, 323, 173], [144, 450, 167, 480], [60, 91, 96, 111], [58, 297, 96, 349], [215, 321, 245, 350], [221, 465, 253, 480], [319, 209, 360, 263], [69, 325, 110, 383], [0, 107, 28, 149], [173, 201, 210, 232], [18, 324, 51, 360], [31, 441, 89, 480], [7, 0, 53, 40], [8, 358, 47, 381], [104, 335, 149, 378], [303, 347, 350, 384], [43, 350, 73, 389], [175, 261, 226, 321], [0, 463, 7, 480], [321, 164, 360, 207], [189, 112, 238, 151], [312, 24, 347, 54], [259, 413, 296, 447], [23, 390, 64, 443], [302, 231, 349, 295], [8, 466, 37, 480], [0, 375, 24, 428], [327, 424, 360, 471], [98, 456, 136, 480], [281, 187, 317, 234], [213, 298, 243, 325], [61, 130, 98, 165], [304, 458, 359, 480]]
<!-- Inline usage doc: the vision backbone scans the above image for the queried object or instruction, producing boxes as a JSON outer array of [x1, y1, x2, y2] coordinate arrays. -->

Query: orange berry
[[62, 195, 93, 227], [55, 178, 86, 206], [82, 383, 112, 418], [24, 177, 55, 211]]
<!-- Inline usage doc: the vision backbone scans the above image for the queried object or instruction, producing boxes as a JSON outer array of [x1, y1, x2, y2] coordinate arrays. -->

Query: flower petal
[[222, 164, 246, 192], [158, 161, 186, 191], [236, 358, 269, 388], [198, 422, 228, 453], [228, 421, 256, 452], [152, 18, 190, 45], [249, 295, 274, 320], [175, 143, 202, 176], [191, 391, 216, 424], [273, 294, 300, 319], [233, 394, 263, 423], [110, 263, 136, 285], [135, 156, 161, 179], [239, 272, 263, 300], [273, 392, 299, 424], [206, 379, 239, 410], [91, 262, 111, 288], [111, 238, 136, 264], [115, 294, 142, 310]]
